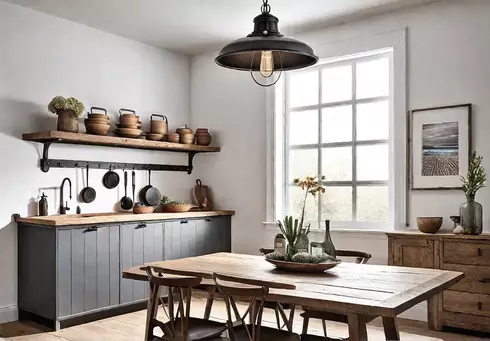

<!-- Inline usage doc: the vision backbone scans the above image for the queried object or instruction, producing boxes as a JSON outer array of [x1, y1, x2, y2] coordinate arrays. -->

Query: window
[[276, 49, 394, 230]]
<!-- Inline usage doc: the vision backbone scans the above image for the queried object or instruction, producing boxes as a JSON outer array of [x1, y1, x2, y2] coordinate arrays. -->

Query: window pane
[[322, 65, 352, 103], [289, 70, 318, 108], [322, 105, 352, 143], [289, 149, 318, 182], [289, 110, 318, 145], [357, 186, 388, 222], [289, 186, 318, 221], [356, 101, 389, 141], [322, 147, 352, 181], [357, 57, 389, 99], [321, 187, 352, 221], [357, 144, 389, 181]]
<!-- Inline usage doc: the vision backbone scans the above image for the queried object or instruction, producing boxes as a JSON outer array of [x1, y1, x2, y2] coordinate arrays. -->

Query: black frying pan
[[139, 169, 161, 206], [80, 165, 96, 203], [103, 167, 120, 189]]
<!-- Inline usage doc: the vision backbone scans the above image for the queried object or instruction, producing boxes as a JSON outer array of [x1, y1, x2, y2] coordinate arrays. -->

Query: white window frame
[[265, 28, 407, 232]]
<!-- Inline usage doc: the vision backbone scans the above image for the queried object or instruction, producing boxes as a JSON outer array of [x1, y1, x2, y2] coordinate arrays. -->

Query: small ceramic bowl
[[167, 133, 180, 143], [416, 217, 443, 234]]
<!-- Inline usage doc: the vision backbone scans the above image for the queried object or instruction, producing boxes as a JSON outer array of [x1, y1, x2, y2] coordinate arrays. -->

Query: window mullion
[[284, 75, 290, 216], [352, 62, 358, 222], [317, 69, 322, 229]]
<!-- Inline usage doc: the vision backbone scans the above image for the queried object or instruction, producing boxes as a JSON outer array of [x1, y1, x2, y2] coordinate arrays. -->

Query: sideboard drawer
[[441, 310, 490, 333], [444, 241, 490, 266], [443, 263, 490, 294], [443, 290, 490, 317]]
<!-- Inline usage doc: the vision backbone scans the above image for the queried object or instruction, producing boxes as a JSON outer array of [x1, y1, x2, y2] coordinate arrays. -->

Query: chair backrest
[[335, 250, 372, 264], [144, 266, 203, 341], [213, 273, 294, 341]]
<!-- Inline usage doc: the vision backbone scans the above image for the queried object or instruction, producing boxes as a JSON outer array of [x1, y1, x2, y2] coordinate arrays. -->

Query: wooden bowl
[[116, 123, 142, 129], [119, 114, 139, 124], [167, 133, 180, 143], [114, 128, 143, 138], [160, 204, 194, 213], [180, 133, 194, 144], [265, 259, 342, 273], [146, 133, 164, 141], [88, 113, 109, 120], [133, 205, 154, 214], [416, 217, 443, 234], [85, 122, 111, 135]]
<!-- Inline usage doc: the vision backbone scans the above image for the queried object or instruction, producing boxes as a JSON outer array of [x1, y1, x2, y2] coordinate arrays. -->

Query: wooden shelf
[[22, 131, 220, 153], [22, 131, 220, 174]]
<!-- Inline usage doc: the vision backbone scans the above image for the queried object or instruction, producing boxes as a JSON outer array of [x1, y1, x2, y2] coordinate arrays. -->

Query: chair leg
[[302, 315, 310, 335], [275, 307, 281, 329], [145, 283, 160, 341], [204, 288, 215, 320], [322, 319, 327, 337]]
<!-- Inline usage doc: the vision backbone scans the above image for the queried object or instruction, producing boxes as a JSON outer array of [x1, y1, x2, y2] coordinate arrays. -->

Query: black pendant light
[[215, 0, 318, 87]]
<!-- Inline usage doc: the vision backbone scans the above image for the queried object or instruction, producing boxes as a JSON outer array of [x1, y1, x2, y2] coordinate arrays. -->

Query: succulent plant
[[265, 252, 285, 261], [160, 195, 189, 205], [291, 252, 315, 263], [48, 96, 85, 117], [313, 254, 336, 264]]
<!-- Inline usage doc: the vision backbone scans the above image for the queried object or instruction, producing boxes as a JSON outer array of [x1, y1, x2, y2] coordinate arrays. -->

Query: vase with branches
[[460, 151, 486, 235]]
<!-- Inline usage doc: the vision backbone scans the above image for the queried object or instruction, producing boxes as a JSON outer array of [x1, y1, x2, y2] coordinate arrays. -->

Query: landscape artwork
[[421, 122, 459, 176]]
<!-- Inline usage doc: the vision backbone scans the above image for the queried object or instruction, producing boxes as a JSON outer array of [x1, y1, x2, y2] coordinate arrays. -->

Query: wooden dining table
[[122, 252, 463, 341]]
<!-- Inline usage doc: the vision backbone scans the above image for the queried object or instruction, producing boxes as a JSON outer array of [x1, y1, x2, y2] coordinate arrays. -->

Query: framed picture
[[410, 103, 472, 190]]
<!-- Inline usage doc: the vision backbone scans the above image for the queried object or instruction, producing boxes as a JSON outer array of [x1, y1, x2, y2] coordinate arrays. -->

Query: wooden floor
[[1, 297, 488, 341]]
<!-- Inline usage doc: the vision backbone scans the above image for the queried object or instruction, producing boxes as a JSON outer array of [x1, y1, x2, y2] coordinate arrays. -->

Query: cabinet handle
[[478, 302, 483, 310], [205, 218, 213, 222], [478, 248, 483, 256], [84, 226, 99, 233], [135, 223, 147, 229], [479, 278, 490, 284], [180, 219, 188, 224]]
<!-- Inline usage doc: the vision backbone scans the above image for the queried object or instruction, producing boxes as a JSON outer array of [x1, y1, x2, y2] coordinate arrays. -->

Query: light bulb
[[259, 51, 274, 77]]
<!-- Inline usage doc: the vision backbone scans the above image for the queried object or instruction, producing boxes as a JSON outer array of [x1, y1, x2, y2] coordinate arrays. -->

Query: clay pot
[[167, 133, 180, 143], [176, 125, 192, 135], [57, 110, 79, 133], [180, 133, 195, 144], [150, 114, 168, 134]]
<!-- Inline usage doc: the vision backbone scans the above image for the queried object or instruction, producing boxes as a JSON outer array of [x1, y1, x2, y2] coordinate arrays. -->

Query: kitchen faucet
[[60, 177, 72, 215]]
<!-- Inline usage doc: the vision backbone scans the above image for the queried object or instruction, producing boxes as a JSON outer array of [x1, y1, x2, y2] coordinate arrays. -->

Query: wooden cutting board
[[193, 179, 212, 210]]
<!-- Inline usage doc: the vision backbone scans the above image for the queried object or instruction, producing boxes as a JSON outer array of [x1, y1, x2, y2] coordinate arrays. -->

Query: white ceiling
[[3, 0, 442, 55]]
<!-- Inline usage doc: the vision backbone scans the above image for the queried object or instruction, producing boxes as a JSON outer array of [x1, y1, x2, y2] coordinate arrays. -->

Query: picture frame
[[409, 103, 472, 190]]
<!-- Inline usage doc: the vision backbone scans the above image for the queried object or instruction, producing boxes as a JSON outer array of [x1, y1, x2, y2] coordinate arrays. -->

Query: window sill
[[263, 221, 391, 235]]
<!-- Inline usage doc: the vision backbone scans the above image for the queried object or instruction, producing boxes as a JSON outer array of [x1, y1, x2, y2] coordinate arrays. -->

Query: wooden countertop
[[16, 210, 235, 227], [386, 230, 490, 240]]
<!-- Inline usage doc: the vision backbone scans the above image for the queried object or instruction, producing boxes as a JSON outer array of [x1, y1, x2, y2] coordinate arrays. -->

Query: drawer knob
[[480, 278, 490, 284], [478, 302, 483, 310], [478, 248, 483, 256]]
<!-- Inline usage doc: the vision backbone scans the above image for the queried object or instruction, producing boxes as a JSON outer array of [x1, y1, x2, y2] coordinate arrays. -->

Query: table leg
[[427, 294, 442, 331], [382, 317, 400, 341], [347, 313, 368, 341]]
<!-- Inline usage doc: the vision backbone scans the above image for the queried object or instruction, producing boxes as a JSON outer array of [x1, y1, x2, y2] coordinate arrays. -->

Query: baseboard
[[0, 304, 18, 323], [398, 302, 427, 322]]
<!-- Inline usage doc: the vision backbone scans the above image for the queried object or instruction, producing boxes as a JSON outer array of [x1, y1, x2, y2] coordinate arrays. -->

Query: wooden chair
[[300, 250, 373, 340], [257, 248, 296, 330], [213, 272, 301, 341], [143, 266, 227, 341]]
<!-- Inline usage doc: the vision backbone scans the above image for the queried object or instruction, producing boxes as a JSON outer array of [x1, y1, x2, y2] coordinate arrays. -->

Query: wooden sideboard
[[387, 232, 490, 333]]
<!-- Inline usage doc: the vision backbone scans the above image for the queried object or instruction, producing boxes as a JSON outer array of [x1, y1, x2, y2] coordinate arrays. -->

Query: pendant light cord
[[261, 0, 271, 14]]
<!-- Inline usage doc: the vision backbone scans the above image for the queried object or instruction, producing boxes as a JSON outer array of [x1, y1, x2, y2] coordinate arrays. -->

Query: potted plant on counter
[[48, 96, 85, 133], [460, 151, 486, 235]]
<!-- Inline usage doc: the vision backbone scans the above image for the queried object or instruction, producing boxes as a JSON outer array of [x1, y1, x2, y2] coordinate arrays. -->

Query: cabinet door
[[390, 237, 438, 269], [164, 219, 197, 260], [120, 222, 164, 304], [194, 216, 231, 255], [57, 225, 119, 317]]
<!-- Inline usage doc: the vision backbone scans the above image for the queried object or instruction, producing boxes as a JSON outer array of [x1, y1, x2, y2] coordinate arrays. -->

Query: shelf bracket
[[40, 140, 59, 173], [187, 152, 197, 175]]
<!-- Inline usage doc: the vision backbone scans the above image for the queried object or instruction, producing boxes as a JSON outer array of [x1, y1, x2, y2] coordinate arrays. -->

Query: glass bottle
[[295, 228, 310, 253], [322, 220, 336, 257], [274, 233, 286, 255], [460, 195, 483, 235]]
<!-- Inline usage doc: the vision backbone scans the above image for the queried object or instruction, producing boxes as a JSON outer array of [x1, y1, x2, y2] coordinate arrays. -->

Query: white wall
[[191, 0, 490, 321], [0, 2, 191, 322]]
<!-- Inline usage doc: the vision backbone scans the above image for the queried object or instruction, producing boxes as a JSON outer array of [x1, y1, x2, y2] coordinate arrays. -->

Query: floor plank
[[1, 298, 488, 341]]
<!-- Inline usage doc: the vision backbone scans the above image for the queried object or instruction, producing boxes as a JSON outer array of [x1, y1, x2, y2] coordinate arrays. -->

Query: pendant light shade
[[215, 0, 318, 86]]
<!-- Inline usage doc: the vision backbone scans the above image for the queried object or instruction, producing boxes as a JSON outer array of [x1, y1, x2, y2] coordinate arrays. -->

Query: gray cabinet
[[57, 225, 120, 317], [120, 222, 164, 303], [18, 214, 232, 330]]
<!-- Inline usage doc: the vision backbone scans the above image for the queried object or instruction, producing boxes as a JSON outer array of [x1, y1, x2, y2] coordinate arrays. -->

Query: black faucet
[[60, 177, 72, 215]]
